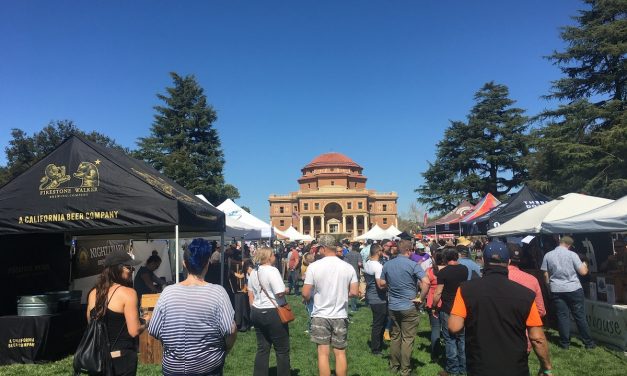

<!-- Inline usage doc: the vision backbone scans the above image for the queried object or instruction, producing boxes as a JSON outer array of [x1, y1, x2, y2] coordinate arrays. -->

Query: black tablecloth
[[0, 309, 86, 365]]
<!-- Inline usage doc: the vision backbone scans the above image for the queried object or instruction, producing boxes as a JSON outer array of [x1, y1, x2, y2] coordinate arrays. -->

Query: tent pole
[[220, 232, 225, 286], [175, 225, 180, 283]]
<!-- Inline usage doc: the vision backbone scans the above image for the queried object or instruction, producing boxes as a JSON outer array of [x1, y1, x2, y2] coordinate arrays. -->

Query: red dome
[[304, 152, 361, 169]]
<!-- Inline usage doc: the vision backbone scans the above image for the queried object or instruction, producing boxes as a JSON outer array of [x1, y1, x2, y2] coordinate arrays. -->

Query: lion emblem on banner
[[39, 164, 71, 190], [73, 162, 99, 187]]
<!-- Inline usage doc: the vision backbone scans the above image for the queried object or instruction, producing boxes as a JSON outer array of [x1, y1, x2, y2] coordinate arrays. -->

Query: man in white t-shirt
[[302, 235, 358, 376]]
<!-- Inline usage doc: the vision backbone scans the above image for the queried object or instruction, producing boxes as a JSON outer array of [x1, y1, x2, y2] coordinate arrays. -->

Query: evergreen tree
[[417, 82, 529, 213], [0, 120, 125, 186], [136, 72, 239, 204], [528, 0, 626, 198]]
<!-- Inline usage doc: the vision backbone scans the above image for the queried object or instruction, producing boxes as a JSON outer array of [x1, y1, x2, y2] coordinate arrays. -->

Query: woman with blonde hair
[[248, 247, 291, 376]]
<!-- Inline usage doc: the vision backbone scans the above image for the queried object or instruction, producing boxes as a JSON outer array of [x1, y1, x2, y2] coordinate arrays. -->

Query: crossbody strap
[[256, 268, 280, 310]]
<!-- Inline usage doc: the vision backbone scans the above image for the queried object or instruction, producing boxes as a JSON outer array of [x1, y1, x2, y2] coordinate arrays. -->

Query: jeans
[[304, 300, 314, 331], [350, 297, 359, 312], [251, 307, 291, 376], [388, 307, 420, 375], [288, 270, 300, 295], [428, 310, 441, 359], [439, 311, 466, 374], [369, 303, 388, 352], [552, 288, 595, 348]]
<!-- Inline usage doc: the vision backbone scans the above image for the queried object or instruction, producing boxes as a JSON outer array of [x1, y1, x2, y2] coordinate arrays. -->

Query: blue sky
[[0, 1, 582, 220]]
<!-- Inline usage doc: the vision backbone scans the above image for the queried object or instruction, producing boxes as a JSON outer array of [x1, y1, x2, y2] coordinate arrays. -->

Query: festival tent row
[[274, 226, 314, 241], [487, 193, 614, 237], [355, 224, 402, 240], [464, 186, 552, 235], [0, 136, 227, 313], [423, 193, 501, 235]]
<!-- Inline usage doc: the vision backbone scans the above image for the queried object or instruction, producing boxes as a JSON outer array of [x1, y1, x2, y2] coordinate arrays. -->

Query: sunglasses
[[122, 265, 135, 272]]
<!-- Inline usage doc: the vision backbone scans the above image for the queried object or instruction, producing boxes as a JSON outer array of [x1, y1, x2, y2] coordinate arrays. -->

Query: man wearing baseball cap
[[447, 240, 552, 376], [541, 236, 595, 350]]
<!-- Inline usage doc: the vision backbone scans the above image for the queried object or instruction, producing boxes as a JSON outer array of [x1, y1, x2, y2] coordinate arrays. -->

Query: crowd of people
[[85, 232, 599, 376]]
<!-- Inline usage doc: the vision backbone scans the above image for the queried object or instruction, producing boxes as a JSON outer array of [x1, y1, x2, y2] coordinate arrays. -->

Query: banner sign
[[571, 299, 627, 350], [74, 240, 128, 279]]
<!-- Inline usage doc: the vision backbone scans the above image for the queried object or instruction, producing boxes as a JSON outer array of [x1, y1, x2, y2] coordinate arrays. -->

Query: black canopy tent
[[0, 135, 227, 287], [463, 186, 552, 235]]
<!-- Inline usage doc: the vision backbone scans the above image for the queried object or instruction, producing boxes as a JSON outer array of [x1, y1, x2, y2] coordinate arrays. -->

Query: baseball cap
[[560, 236, 574, 246], [508, 243, 522, 263], [318, 234, 337, 249], [103, 250, 142, 268], [483, 240, 509, 263], [416, 242, 425, 249]]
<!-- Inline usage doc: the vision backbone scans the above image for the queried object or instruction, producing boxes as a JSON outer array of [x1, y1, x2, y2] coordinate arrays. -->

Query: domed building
[[269, 152, 398, 238]]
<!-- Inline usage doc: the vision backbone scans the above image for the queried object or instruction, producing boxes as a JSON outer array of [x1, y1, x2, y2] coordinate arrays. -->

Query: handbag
[[257, 268, 295, 324], [73, 286, 125, 375]]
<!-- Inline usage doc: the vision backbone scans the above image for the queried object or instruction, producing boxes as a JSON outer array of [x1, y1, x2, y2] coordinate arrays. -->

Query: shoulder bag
[[73, 286, 126, 375], [257, 268, 295, 324]]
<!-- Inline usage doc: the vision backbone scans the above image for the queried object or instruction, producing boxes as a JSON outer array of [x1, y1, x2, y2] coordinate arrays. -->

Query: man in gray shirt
[[541, 236, 595, 349], [344, 242, 362, 312]]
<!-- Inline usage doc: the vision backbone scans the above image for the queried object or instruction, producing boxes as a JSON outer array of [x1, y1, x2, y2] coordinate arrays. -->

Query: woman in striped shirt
[[148, 239, 237, 376]]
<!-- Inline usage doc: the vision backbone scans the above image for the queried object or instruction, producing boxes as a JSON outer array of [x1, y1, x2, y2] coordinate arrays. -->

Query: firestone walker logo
[[39, 159, 101, 199]]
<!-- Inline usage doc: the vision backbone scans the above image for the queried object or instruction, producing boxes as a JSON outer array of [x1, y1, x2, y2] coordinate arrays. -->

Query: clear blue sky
[[0, 1, 582, 221]]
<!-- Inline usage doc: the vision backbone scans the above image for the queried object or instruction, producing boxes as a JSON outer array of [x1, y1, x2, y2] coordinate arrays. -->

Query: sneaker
[[304, 330, 309, 334], [371, 350, 382, 356]]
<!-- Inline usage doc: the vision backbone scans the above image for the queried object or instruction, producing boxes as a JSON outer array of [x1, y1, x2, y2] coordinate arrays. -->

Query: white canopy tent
[[383, 225, 402, 238], [543, 194, 627, 233], [195, 195, 260, 239], [355, 224, 389, 240], [487, 193, 614, 237], [283, 226, 315, 241], [217, 199, 273, 238], [273, 226, 290, 239]]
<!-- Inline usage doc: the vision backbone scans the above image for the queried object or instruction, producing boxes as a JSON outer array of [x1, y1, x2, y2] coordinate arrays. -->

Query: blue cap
[[484, 240, 509, 263]]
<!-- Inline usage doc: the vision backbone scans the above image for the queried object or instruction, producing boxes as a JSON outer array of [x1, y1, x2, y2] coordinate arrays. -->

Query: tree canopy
[[136, 72, 239, 204], [417, 82, 529, 213], [0, 120, 126, 187], [528, 0, 626, 199]]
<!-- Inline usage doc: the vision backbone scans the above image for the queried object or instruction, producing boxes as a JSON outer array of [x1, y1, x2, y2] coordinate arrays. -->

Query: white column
[[342, 215, 347, 233], [353, 215, 357, 234], [364, 214, 369, 230], [321, 216, 325, 234], [310, 216, 314, 236], [299, 215, 303, 232]]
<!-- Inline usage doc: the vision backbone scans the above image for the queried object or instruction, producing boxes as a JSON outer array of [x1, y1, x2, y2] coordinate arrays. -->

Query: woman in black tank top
[[86, 250, 148, 376]]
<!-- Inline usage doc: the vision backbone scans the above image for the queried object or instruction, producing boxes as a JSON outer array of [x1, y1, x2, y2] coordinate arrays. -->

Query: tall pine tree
[[528, 0, 626, 198], [417, 82, 529, 213], [136, 72, 239, 204]]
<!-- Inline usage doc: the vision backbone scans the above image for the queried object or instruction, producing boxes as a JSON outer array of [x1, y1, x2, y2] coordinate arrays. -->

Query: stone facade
[[269, 152, 398, 238]]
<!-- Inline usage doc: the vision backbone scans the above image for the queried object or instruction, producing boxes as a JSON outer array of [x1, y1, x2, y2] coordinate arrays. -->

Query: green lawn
[[1, 295, 625, 375]]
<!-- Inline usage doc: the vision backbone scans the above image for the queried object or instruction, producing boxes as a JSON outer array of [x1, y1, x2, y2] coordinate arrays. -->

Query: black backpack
[[73, 287, 124, 375]]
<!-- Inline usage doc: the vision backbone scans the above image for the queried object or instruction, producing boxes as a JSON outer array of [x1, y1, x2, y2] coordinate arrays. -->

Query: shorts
[[310, 317, 349, 349]]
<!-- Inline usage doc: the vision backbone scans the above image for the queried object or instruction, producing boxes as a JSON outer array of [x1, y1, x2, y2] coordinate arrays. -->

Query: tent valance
[[542, 194, 627, 233]]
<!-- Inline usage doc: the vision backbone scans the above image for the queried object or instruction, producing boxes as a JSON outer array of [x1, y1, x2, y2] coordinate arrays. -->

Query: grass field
[[1, 295, 626, 375]]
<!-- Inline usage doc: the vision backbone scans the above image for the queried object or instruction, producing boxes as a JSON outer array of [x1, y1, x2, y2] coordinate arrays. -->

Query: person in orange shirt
[[447, 241, 552, 376]]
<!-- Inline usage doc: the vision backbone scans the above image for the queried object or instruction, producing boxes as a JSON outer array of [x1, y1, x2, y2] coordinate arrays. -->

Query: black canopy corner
[[0, 135, 225, 237], [463, 185, 552, 235]]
